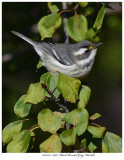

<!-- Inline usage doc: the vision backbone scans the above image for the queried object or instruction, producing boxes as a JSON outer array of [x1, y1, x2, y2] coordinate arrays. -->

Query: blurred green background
[[2, 2, 122, 152]]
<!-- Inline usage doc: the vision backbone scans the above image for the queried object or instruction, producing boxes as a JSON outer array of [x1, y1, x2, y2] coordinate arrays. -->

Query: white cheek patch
[[73, 48, 88, 56], [75, 49, 97, 66]]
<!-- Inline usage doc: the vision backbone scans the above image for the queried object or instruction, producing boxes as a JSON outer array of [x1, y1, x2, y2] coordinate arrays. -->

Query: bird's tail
[[11, 31, 36, 46]]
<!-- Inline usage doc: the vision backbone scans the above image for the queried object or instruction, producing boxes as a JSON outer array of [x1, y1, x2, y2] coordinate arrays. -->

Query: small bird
[[11, 31, 102, 78]]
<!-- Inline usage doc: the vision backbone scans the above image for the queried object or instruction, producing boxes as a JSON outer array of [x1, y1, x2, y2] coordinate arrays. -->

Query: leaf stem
[[45, 71, 59, 86], [21, 119, 30, 122], [30, 124, 39, 130], [58, 9, 70, 15], [30, 126, 40, 131], [90, 122, 102, 127], [57, 4, 79, 15]]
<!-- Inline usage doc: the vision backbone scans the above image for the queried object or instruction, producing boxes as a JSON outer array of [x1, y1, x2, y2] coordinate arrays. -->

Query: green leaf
[[81, 138, 87, 149], [88, 142, 97, 152], [64, 108, 89, 136], [53, 111, 65, 119], [78, 85, 91, 109], [30, 131, 35, 137], [24, 82, 45, 104], [38, 13, 61, 40], [64, 108, 78, 125], [38, 108, 62, 134], [40, 72, 60, 98], [81, 138, 88, 153], [57, 73, 81, 103], [90, 113, 101, 120], [76, 2, 88, 7], [2, 120, 23, 144], [14, 95, 32, 117], [85, 28, 100, 43], [53, 111, 65, 129], [85, 7, 95, 16], [87, 125, 106, 138], [66, 13, 88, 42], [102, 132, 122, 153], [60, 127, 76, 146], [7, 130, 31, 153], [40, 134, 62, 153], [93, 5, 106, 30], [48, 2, 59, 14], [36, 60, 42, 70], [76, 109, 89, 136]]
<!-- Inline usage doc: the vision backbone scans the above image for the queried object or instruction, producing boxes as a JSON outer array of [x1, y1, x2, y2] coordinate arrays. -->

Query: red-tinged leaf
[[40, 134, 62, 153], [38, 13, 61, 40], [64, 108, 89, 136], [60, 127, 76, 146], [57, 73, 81, 103], [66, 14, 88, 42], [102, 132, 122, 153], [2, 120, 23, 144], [38, 108, 62, 134]]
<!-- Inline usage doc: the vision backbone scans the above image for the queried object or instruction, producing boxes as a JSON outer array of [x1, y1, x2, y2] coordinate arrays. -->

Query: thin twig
[[91, 122, 102, 127], [101, 2, 114, 10], [73, 4, 79, 11], [58, 4, 79, 14], [30, 126, 40, 131], [42, 83, 69, 112], [56, 102, 69, 113], [21, 119, 30, 122], [62, 2, 69, 43], [30, 124, 39, 130], [42, 83, 70, 129]]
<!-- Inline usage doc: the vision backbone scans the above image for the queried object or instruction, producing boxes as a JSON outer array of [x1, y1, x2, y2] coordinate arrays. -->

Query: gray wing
[[37, 42, 75, 66], [51, 44, 75, 65]]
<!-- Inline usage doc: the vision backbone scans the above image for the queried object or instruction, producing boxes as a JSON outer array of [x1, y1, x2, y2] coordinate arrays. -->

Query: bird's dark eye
[[85, 49, 89, 53]]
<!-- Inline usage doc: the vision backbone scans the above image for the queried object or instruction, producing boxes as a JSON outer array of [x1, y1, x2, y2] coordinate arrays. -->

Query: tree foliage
[[2, 2, 122, 153]]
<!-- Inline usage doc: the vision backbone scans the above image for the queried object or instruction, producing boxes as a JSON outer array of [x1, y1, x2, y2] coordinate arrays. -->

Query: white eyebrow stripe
[[73, 48, 88, 56], [52, 49, 60, 60]]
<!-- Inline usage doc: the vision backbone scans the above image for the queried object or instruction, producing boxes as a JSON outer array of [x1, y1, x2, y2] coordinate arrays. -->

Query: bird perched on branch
[[11, 31, 102, 78]]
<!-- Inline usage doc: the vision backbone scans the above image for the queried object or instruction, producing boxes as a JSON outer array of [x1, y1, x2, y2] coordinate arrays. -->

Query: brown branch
[[58, 4, 79, 14], [73, 4, 79, 11], [42, 83, 70, 129], [42, 83, 69, 113]]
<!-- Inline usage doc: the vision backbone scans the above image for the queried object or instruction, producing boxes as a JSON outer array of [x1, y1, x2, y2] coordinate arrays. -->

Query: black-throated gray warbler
[[11, 31, 102, 78]]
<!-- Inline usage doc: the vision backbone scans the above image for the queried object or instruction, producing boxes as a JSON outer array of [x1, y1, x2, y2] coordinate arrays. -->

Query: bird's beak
[[95, 43, 103, 48]]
